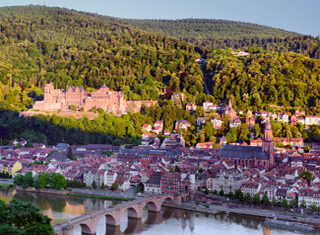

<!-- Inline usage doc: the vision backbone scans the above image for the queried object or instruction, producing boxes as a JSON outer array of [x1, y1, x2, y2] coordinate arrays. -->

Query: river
[[0, 189, 308, 235]]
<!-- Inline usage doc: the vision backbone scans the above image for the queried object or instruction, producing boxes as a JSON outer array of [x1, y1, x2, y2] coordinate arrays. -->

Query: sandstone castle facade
[[33, 84, 155, 115]]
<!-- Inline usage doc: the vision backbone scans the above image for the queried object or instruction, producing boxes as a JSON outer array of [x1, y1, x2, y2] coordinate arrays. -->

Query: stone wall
[[32, 84, 155, 115]]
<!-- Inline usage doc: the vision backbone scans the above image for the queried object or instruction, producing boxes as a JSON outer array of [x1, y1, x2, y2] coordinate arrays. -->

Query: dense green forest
[[0, 5, 206, 112], [203, 49, 320, 115], [123, 19, 320, 59], [0, 6, 319, 145]]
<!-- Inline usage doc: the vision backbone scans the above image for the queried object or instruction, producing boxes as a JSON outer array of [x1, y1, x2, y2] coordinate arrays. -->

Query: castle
[[32, 84, 155, 115]]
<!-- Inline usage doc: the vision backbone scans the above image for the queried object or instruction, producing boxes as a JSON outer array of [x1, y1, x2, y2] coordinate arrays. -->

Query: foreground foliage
[[0, 199, 54, 235]]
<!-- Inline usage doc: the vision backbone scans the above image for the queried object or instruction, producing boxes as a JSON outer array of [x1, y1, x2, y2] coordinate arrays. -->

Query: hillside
[[0, 6, 319, 146], [122, 19, 320, 59], [0, 5, 206, 112], [203, 49, 320, 114], [122, 19, 298, 40]]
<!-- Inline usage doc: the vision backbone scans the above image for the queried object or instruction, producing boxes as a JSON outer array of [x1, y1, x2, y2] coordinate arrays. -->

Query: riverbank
[[67, 193, 131, 201], [14, 186, 134, 201], [164, 202, 320, 229]]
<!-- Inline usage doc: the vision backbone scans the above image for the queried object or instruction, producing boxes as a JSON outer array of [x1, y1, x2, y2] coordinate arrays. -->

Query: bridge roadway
[[54, 193, 188, 235]]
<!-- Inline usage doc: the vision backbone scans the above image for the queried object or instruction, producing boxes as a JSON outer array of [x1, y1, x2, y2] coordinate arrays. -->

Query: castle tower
[[262, 119, 274, 168], [44, 84, 55, 102]]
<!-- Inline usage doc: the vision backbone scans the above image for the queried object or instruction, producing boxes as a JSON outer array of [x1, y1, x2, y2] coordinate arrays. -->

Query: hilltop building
[[33, 84, 154, 115]]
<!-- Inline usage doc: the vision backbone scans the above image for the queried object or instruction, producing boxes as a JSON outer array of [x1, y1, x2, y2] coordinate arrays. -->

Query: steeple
[[228, 99, 232, 108], [262, 119, 274, 169], [264, 119, 273, 142]]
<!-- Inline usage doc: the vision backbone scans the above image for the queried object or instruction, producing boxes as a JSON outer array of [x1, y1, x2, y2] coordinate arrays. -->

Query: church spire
[[262, 118, 274, 169], [264, 119, 273, 142]]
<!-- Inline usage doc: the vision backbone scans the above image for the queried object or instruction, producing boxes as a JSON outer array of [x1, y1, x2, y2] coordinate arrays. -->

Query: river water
[[0, 189, 307, 235]]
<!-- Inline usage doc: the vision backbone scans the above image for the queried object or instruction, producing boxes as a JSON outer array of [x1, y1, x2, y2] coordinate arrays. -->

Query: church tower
[[262, 120, 274, 168]]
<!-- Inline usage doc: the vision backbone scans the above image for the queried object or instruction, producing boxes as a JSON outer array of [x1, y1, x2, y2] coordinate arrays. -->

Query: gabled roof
[[220, 145, 268, 160]]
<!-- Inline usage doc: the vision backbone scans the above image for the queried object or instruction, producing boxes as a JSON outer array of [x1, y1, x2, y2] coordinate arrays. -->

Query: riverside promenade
[[166, 201, 320, 229]]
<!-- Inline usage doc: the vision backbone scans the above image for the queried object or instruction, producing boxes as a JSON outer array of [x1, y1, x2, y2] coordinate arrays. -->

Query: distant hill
[[0, 5, 319, 116], [121, 19, 299, 40], [0, 5, 206, 112], [121, 19, 320, 59]]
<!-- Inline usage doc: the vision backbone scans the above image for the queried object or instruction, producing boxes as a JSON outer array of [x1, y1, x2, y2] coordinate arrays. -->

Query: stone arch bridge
[[54, 193, 188, 235]]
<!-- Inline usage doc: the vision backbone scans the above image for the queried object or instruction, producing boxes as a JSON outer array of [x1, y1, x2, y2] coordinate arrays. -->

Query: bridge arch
[[105, 213, 117, 226], [162, 196, 174, 205], [145, 201, 158, 211], [80, 223, 94, 235], [127, 207, 139, 218]]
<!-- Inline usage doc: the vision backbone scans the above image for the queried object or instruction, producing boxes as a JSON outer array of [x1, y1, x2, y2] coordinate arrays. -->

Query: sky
[[1, 0, 319, 36]]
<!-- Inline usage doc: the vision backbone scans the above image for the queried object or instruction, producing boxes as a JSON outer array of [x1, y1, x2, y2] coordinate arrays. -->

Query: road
[[0, 179, 13, 185], [171, 202, 320, 228], [71, 187, 136, 199]]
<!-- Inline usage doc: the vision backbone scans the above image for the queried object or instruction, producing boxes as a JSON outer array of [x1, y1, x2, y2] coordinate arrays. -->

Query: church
[[219, 120, 275, 170]]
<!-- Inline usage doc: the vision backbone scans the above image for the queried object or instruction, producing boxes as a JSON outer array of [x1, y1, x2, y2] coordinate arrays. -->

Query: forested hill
[[0, 5, 206, 112], [122, 19, 320, 59], [122, 19, 298, 40]]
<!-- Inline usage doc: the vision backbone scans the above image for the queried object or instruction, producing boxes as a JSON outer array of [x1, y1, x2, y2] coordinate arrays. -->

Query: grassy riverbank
[[67, 193, 132, 201]]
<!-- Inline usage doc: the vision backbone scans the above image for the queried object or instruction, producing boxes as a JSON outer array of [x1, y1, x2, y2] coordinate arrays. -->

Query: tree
[[298, 170, 312, 184], [226, 128, 237, 143], [49, 173, 66, 190], [0, 199, 54, 234], [67, 146, 73, 160], [245, 193, 252, 203], [262, 194, 270, 206], [219, 188, 224, 196], [175, 165, 181, 172], [310, 203, 318, 213], [100, 184, 105, 189], [235, 189, 243, 201], [290, 198, 298, 208], [13, 174, 23, 186], [300, 200, 306, 208], [198, 168, 204, 173], [37, 173, 50, 189], [92, 180, 97, 189], [281, 199, 289, 209], [304, 145, 311, 153], [15, 143, 22, 148], [25, 142, 33, 147], [253, 124, 261, 138], [22, 172, 33, 189], [70, 105, 77, 111], [253, 194, 260, 204], [111, 182, 119, 190]]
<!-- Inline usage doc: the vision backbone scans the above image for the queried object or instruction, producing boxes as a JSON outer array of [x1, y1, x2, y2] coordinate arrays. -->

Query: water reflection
[[0, 189, 303, 235], [0, 189, 119, 224]]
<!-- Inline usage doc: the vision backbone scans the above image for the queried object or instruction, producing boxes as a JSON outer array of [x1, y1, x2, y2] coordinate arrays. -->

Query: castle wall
[[33, 84, 156, 115]]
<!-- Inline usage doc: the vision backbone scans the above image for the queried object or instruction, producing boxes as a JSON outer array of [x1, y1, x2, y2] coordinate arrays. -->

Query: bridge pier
[[56, 226, 74, 235], [106, 225, 122, 235]]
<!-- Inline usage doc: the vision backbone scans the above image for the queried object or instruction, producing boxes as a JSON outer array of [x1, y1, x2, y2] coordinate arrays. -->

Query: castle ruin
[[32, 84, 155, 115]]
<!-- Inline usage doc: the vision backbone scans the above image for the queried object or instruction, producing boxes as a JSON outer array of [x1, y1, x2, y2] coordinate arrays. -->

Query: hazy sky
[[1, 0, 319, 36]]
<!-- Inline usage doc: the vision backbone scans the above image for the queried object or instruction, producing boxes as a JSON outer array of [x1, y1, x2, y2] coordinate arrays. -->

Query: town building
[[186, 103, 197, 112], [241, 181, 262, 197], [161, 172, 181, 194], [175, 120, 191, 131], [208, 172, 247, 193]]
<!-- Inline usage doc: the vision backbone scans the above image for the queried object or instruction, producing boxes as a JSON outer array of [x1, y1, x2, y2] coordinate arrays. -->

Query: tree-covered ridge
[[122, 19, 298, 40], [0, 5, 205, 112], [122, 19, 320, 59], [204, 49, 320, 114]]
